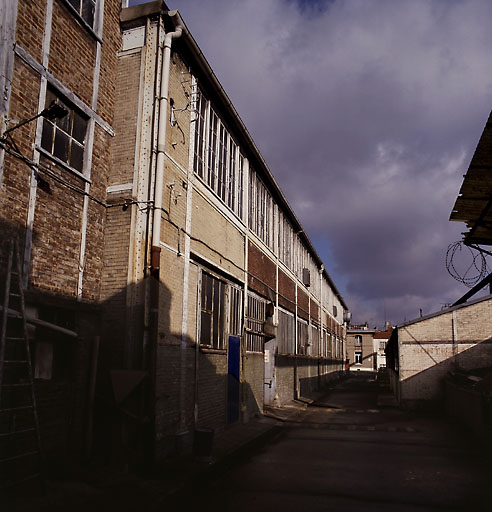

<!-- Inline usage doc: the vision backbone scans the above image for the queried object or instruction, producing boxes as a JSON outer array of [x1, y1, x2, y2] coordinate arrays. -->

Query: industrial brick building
[[1, 0, 349, 473], [104, 2, 348, 462], [0, 0, 121, 477]]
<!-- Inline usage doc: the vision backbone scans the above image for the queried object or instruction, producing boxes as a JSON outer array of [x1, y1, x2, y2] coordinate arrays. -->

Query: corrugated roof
[[450, 111, 492, 245]]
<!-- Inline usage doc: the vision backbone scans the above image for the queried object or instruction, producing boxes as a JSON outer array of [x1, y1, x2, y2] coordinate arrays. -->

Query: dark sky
[[129, 0, 492, 327]]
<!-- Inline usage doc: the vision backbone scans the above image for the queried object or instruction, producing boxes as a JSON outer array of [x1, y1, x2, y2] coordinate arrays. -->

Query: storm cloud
[[136, 0, 492, 326]]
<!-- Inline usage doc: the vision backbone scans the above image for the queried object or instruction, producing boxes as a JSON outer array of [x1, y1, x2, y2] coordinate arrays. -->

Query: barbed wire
[[446, 240, 490, 288]]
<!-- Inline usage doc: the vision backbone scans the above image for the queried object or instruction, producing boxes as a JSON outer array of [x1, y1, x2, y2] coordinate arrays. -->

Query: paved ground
[[169, 373, 492, 511]]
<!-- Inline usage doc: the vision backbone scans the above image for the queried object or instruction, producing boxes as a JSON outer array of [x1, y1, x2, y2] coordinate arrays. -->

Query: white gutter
[[151, 10, 182, 255]]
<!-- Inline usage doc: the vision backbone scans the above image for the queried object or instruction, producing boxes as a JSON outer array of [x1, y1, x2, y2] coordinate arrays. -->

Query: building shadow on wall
[[387, 338, 492, 412], [94, 277, 263, 469]]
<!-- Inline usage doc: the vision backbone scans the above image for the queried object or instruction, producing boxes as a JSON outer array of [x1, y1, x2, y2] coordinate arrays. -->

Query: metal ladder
[[0, 239, 43, 495]]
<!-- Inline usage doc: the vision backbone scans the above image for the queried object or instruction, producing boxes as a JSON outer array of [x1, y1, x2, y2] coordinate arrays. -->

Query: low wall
[[445, 379, 492, 449]]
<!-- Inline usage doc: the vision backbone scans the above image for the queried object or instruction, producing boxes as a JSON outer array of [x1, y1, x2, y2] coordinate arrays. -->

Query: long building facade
[[1, 0, 349, 469]]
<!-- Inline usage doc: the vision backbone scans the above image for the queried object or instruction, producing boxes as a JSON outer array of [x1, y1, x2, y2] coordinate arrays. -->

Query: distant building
[[374, 323, 392, 369], [346, 324, 376, 371]]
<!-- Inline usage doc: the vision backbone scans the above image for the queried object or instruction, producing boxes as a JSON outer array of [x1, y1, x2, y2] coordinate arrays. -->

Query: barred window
[[40, 87, 87, 173], [229, 286, 243, 337], [199, 271, 243, 349], [277, 309, 295, 355], [200, 272, 225, 349], [246, 292, 266, 352]]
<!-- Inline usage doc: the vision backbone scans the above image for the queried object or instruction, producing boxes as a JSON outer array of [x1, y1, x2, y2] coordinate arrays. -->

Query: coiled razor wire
[[446, 241, 490, 288]]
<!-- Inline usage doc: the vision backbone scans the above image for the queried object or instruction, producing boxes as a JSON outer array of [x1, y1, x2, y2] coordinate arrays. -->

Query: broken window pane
[[70, 142, 84, 171], [41, 87, 87, 173], [54, 129, 69, 162], [199, 271, 233, 350], [41, 119, 53, 152], [72, 112, 87, 143]]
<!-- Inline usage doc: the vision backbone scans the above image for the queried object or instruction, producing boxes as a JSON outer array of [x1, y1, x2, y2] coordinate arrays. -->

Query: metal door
[[227, 335, 240, 423], [264, 338, 276, 405]]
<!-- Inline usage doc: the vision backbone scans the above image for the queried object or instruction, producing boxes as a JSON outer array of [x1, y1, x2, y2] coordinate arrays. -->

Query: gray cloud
[[158, 0, 492, 326]]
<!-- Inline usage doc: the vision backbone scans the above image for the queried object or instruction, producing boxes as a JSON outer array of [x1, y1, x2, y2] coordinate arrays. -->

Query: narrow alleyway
[[170, 373, 491, 511]]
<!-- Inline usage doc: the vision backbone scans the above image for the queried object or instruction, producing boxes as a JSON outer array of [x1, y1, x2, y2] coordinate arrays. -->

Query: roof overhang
[[450, 111, 492, 246]]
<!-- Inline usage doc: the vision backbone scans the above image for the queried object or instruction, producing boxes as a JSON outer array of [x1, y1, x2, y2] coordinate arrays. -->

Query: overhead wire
[[2, 137, 332, 318]]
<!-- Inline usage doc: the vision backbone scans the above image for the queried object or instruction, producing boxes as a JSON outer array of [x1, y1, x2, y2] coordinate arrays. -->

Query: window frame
[[39, 86, 88, 175], [277, 308, 295, 355], [198, 269, 243, 351], [61, 0, 101, 38], [245, 291, 266, 353], [192, 87, 243, 220], [297, 318, 309, 356]]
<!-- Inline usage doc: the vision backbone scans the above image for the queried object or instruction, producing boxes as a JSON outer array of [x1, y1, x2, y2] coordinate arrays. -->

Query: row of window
[[192, 86, 343, 315], [199, 269, 344, 356], [193, 88, 244, 218]]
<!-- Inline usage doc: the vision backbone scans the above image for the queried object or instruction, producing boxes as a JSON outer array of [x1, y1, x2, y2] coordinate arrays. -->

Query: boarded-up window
[[277, 308, 295, 355], [297, 318, 308, 355]]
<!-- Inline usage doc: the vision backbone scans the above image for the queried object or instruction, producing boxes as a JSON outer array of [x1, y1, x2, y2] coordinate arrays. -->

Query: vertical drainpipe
[[452, 310, 458, 370], [319, 266, 323, 382], [148, 9, 182, 461]]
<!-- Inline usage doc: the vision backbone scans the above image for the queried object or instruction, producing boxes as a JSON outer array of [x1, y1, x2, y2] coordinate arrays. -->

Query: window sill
[[37, 146, 91, 183], [59, 0, 102, 44], [199, 346, 226, 355]]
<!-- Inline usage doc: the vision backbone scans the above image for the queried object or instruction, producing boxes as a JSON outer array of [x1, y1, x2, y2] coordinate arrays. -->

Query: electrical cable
[[2, 137, 334, 320]]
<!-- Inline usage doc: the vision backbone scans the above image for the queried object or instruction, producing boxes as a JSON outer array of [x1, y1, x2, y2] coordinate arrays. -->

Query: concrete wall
[[445, 379, 492, 449]]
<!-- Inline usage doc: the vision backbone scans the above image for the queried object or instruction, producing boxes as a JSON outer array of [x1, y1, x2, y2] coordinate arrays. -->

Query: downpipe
[[148, 10, 183, 464]]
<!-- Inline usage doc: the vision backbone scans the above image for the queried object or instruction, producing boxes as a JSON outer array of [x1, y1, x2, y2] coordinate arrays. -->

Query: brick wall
[[48, 2, 95, 106], [278, 268, 296, 313], [297, 287, 309, 320], [397, 297, 492, 405], [0, 0, 121, 463], [247, 240, 275, 297], [109, 51, 141, 187]]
